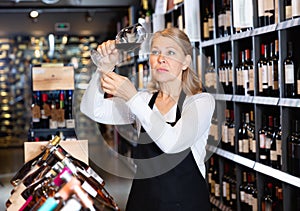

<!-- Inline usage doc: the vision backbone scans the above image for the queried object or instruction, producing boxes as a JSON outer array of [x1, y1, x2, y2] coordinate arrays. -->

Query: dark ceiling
[[0, 0, 140, 41]]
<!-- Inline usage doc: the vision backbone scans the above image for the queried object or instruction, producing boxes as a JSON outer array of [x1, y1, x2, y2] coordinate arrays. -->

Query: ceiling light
[[29, 10, 39, 19], [41, 0, 60, 4]]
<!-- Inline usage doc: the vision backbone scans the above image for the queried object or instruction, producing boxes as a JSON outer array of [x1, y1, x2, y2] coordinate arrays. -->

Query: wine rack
[[156, 0, 300, 210]]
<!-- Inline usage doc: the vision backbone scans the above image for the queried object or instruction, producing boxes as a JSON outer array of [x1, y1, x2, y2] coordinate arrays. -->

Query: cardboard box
[[24, 140, 89, 165]]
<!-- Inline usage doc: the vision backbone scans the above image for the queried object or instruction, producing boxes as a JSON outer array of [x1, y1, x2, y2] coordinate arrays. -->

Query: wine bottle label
[[259, 134, 266, 148], [32, 105, 41, 120], [66, 119, 75, 128], [258, 67, 263, 92], [249, 137, 253, 151], [262, 65, 268, 88], [60, 198, 82, 211], [81, 181, 97, 198], [225, 11, 231, 28], [297, 80, 300, 94], [43, 104, 51, 117], [268, 64, 273, 87], [222, 181, 227, 197], [243, 69, 249, 89], [258, 0, 264, 17], [86, 167, 104, 186], [265, 137, 271, 149], [228, 128, 235, 146], [285, 64, 294, 84], [229, 68, 233, 83], [240, 191, 245, 202], [57, 120, 66, 128], [292, 0, 300, 17], [208, 18, 214, 32], [208, 172, 212, 183], [9, 182, 26, 203], [238, 139, 243, 153], [286, 6, 292, 19], [252, 139, 257, 153], [270, 150, 277, 161], [243, 139, 249, 153], [203, 22, 209, 39], [218, 14, 225, 27], [211, 180, 215, 194], [222, 125, 228, 143], [252, 197, 258, 210], [215, 183, 220, 197], [49, 119, 58, 129], [276, 139, 282, 155], [57, 108, 65, 122]]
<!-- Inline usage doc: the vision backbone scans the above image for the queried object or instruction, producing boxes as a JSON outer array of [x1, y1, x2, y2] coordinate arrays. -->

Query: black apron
[[126, 92, 211, 211]]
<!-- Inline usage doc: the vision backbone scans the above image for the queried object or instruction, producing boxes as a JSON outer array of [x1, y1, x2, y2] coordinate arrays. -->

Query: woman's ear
[[182, 55, 192, 70]]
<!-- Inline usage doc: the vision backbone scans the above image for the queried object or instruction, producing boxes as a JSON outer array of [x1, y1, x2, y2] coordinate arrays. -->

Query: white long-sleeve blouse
[[80, 71, 215, 178]]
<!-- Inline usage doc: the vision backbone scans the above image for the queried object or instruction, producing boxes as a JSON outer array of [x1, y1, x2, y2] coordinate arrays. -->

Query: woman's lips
[[157, 68, 168, 72]]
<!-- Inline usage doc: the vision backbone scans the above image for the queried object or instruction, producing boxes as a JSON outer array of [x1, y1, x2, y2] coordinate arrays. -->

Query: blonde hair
[[147, 27, 202, 95]]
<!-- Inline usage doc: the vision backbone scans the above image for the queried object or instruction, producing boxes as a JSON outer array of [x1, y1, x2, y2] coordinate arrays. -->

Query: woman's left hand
[[101, 72, 138, 101]]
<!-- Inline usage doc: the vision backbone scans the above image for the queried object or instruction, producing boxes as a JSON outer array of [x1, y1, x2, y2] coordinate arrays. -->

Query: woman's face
[[149, 36, 190, 83]]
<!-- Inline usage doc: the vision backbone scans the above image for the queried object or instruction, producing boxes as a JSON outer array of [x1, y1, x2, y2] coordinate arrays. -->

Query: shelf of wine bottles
[[0, 34, 100, 147], [6, 135, 120, 211], [161, 0, 300, 210]]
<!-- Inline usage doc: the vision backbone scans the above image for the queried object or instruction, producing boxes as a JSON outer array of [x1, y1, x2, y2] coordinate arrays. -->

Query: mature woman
[[80, 27, 215, 211]]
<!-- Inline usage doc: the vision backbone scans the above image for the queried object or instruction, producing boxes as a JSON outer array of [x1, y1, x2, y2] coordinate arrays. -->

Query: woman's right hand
[[96, 40, 119, 73]]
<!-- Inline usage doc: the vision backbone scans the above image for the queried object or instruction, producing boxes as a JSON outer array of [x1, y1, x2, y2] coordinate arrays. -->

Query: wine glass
[[90, 23, 147, 70]]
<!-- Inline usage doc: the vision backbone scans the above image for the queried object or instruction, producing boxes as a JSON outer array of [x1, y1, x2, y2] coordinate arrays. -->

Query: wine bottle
[[245, 49, 254, 96], [53, 149, 118, 210], [242, 49, 250, 96], [259, 115, 268, 164], [258, 44, 269, 96], [203, 7, 210, 41], [40, 93, 50, 129], [227, 51, 233, 94], [218, 52, 226, 93], [10, 136, 61, 186], [247, 110, 256, 160], [264, 0, 275, 25], [257, 0, 266, 27], [239, 171, 249, 211], [262, 182, 274, 211], [270, 117, 281, 169], [208, 3, 214, 39], [49, 93, 58, 129], [287, 120, 299, 175], [284, 41, 296, 98], [228, 109, 235, 153], [218, 0, 226, 37], [207, 156, 215, 197], [236, 51, 243, 95], [66, 90, 75, 128], [31, 91, 41, 129], [57, 90, 66, 128], [224, 0, 231, 36], [269, 40, 279, 97], [238, 113, 249, 157], [265, 115, 274, 166], [222, 162, 230, 206], [222, 108, 230, 151]]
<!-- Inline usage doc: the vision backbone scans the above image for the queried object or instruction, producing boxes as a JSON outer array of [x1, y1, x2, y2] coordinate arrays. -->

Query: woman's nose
[[158, 54, 166, 63]]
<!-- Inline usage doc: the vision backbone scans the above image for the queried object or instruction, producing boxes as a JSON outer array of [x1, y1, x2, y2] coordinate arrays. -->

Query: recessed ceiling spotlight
[[41, 0, 60, 4], [29, 10, 39, 19]]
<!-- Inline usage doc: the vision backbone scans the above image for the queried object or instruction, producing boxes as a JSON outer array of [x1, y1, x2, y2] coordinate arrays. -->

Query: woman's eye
[[167, 50, 175, 55], [151, 50, 159, 55]]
